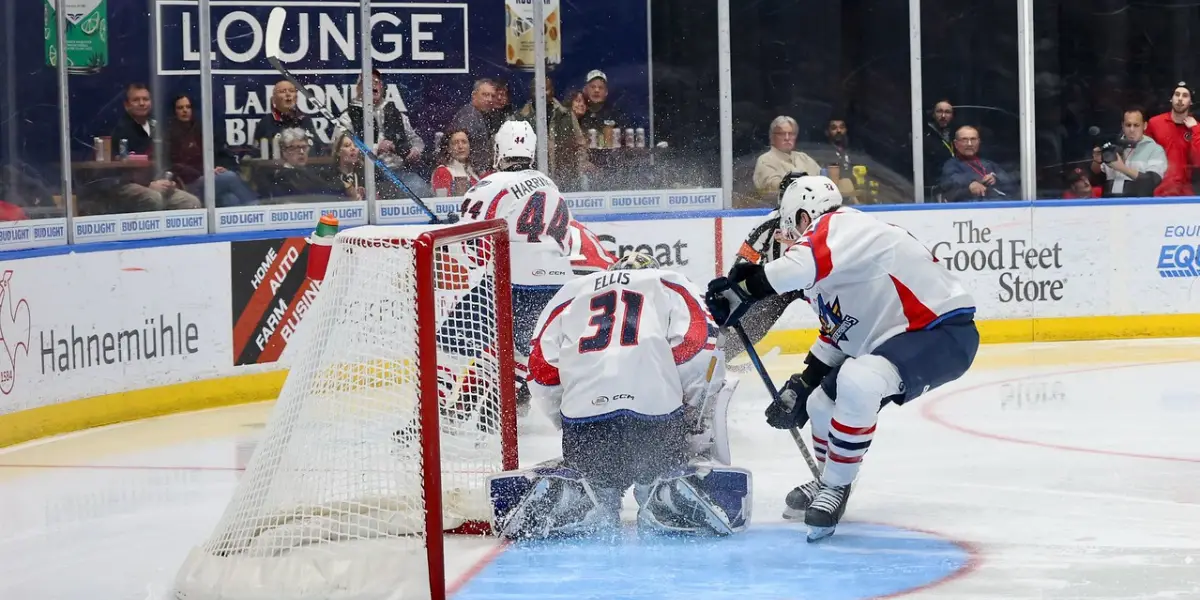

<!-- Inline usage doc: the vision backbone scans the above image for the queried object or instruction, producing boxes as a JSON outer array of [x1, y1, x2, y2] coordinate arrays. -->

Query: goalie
[[487, 252, 751, 539]]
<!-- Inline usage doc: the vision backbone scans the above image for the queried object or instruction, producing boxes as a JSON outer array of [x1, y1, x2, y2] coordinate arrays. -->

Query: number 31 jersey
[[527, 268, 721, 423], [459, 169, 576, 287]]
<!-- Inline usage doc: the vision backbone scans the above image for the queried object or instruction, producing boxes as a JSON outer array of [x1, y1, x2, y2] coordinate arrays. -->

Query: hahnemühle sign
[[44, 0, 108, 74]]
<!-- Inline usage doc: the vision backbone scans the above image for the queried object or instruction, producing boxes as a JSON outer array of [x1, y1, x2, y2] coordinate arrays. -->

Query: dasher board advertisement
[[229, 236, 318, 366], [0, 243, 232, 414]]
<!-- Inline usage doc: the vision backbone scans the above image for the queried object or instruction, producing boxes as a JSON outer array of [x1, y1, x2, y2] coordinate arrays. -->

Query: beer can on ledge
[[588, 129, 598, 149], [625, 128, 636, 149], [635, 128, 646, 148]]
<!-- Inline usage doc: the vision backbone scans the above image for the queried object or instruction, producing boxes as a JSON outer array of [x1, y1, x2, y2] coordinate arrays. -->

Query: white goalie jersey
[[527, 269, 722, 424], [459, 169, 577, 287]]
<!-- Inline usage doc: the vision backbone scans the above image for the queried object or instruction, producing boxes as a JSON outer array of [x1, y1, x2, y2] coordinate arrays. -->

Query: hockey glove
[[706, 263, 777, 327], [705, 277, 752, 327], [765, 373, 815, 429], [764, 353, 834, 430]]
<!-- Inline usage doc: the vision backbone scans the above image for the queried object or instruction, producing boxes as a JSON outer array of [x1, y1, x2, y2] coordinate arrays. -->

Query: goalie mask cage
[[173, 221, 517, 600]]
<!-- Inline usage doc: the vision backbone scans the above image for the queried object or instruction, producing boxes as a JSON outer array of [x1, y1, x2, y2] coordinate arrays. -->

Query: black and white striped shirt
[[733, 210, 786, 266]]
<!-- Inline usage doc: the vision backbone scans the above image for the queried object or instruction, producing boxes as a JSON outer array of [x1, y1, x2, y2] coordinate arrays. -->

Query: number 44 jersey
[[459, 169, 579, 287], [527, 268, 721, 424]]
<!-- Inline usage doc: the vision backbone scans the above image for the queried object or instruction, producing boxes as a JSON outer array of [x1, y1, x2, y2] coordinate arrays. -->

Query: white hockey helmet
[[493, 119, 537, 169], [779, 175, 841, 239]]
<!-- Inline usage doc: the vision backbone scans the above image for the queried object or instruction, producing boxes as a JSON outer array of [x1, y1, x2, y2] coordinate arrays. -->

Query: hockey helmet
[[609, 250, 660, 271], [493, 120, 537, 169], [779, 175, 841, 239]]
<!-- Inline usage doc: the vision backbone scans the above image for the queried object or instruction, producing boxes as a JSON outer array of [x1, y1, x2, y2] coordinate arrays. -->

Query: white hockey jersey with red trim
[[459, 169, 578, 287], [567, 219, 617, 275], [763, 207, 975, 361], [528, 269, 720, 423]]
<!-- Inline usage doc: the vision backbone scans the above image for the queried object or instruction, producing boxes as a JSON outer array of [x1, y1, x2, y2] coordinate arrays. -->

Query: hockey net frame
[[173, 219, 518, 600]]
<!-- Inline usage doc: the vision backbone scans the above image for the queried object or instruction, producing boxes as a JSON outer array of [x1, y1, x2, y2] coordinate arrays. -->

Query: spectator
[[254, 128, 342, 203], [450, 79, 497, 173], [166, 94, 257, 207], [334, 69, 432, 198], [577, 70, 628, 133], [924, 100, 955, 194], [1090, 107, 1166, 198], [103, 83, 201, 213], [1062, 167, 1101, 199], [1144, 81, 1200, 196], [431, 129, 481, 197], [938, 125, 1018, 201], [329, 131, 365, 201], [488, 77, 519, 133], [752, 116, 821, 196], [809, 118, 860, 199], [519, 77, 588, 190], [253, 80, 317, 151]]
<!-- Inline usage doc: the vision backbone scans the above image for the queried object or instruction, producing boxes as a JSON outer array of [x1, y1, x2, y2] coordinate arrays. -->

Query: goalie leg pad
[[636, 463, 752, 536], [488, 462, 618, 540]]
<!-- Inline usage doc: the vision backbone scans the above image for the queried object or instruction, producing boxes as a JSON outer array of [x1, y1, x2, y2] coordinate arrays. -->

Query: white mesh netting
[[173, 224, 512, 600]]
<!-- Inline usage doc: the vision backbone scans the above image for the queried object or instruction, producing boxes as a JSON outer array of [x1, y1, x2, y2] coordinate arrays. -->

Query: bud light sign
[[154, 2, 470, 75]]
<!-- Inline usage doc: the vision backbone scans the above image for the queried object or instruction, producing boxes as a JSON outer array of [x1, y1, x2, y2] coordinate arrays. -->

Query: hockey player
[[486, 251, 751, 539], [722, 171, 810, 364], [452, 120, 614, 414], [706, 175, 979, 541]]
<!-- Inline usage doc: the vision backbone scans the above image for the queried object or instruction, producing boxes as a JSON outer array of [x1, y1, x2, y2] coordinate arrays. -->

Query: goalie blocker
[[487, 252, 752, 538]]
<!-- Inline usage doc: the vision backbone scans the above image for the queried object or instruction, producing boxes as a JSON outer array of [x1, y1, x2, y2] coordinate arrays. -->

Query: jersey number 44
[[462, 191, 571, 250]]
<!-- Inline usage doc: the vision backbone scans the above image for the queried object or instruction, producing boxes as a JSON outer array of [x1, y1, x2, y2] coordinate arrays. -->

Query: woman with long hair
[[166, 93, 257, 206], [430, 129, 481, 196], [328, 131, 366, 200]]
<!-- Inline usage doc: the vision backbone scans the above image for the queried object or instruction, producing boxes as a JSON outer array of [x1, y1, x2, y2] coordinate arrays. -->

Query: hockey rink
[[1, 337, 1199, 599]]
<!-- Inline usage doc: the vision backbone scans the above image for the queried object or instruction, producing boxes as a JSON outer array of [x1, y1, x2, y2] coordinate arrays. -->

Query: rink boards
[[2, 197, 1199, 446]]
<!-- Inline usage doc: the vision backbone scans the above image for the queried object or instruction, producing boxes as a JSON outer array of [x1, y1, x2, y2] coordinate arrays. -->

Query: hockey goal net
[[173, 221, 517, 600]]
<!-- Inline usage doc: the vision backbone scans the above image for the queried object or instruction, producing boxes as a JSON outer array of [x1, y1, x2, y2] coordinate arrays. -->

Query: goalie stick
[[263, 7, 445, 224], [732, 323, 821, 479]]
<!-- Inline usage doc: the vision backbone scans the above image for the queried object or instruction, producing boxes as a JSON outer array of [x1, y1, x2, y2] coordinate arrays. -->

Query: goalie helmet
[[779, 175, 841, 239], [609, 250, 660, 271], [494, 120, 537, 170]]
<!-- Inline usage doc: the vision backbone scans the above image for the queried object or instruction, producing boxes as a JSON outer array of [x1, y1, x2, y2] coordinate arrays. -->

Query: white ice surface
[[1, 338, 1199, 599]]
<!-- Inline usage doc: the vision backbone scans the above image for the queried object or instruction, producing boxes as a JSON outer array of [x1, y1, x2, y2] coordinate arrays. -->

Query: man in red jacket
[[1145, 81, 1200, 196]]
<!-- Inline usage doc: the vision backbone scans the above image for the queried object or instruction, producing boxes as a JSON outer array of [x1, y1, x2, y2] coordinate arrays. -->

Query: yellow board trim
[[2, 313, 1198, 450], [757, 313, 1200, 355], [0, 371, 287, 448]]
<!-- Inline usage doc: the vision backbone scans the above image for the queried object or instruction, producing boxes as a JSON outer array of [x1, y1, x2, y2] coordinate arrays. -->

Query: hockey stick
[[263, 7, 444, 224], [732, 323, 822, 479]]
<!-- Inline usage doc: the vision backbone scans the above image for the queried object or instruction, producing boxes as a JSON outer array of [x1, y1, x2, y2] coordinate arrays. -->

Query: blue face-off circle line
[[451, 523, 974, 600]]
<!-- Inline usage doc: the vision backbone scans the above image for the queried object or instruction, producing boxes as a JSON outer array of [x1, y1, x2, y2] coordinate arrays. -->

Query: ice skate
[[782, 479, 822, 520], [804, 483, 852, 542]]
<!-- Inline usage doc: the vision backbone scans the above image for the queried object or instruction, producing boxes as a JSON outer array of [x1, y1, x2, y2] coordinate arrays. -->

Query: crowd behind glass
[[6, 0, 1200, 224]]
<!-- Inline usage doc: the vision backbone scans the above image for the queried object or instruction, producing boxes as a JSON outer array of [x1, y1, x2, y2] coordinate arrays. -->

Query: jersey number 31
[[579, 290, 645, 353]]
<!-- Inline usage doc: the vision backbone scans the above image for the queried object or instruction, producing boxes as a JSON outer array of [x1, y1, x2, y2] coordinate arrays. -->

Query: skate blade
[[782, 506, 805, 521], [806, 525, 836, 543]]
